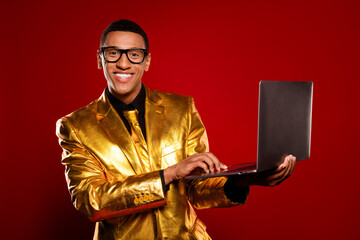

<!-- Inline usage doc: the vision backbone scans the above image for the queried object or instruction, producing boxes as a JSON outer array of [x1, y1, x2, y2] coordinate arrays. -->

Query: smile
[[115, 73, 133, 79]]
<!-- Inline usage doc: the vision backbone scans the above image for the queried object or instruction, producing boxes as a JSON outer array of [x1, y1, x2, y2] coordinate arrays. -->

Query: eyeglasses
[[100, 47, 148, 64]]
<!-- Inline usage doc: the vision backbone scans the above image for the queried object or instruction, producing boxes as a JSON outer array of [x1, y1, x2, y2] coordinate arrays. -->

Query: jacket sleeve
[[56, 117, 165, 222], [185, 97, 249, 209]]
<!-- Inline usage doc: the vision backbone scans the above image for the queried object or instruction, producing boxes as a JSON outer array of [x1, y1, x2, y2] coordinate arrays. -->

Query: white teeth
[[115, 73, 132, 78]]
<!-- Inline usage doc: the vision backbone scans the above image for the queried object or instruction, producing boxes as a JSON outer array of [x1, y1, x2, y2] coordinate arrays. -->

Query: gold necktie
[[123, 109, 150, 171]]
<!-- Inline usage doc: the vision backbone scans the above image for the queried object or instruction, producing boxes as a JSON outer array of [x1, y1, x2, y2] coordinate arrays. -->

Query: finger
[[279, 155, 290, 168], [204, 152, 227, 171], [219, 163, 228, 170], [280, 157, 292, 176], [268, 159, 289, 183], [260, 155, 293, 186], [189, 153, 214, 172], [177, 156, 211, 178], [201, 155, 216, 172], [281, 159, 292, 181], [284, 155, 295, 177], [193, 161, 211, 174], [267, 170, 285, 184], [206, 152, 223, 171], [273, 160, 287, 175], [288, 156, 296, 176], [275, 157, 295, 184]]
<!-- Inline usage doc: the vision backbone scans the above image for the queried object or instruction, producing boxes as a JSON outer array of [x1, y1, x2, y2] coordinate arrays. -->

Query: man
[[56, 19, 295, 239]]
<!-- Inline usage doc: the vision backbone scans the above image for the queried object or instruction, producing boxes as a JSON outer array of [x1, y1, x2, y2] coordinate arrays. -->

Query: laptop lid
[[257, 80, 313, 171]]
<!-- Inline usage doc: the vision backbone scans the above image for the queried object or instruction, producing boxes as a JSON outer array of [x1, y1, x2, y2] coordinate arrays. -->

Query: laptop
[[185, 80, 313, 179]]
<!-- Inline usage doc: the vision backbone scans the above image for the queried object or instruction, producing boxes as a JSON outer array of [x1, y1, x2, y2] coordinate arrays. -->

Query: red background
[[1, 0, 360, 239]]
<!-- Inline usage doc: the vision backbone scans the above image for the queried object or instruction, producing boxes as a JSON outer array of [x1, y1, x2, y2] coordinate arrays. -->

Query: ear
[[97, 50, 103, 69], [144, 53, 151, 72]]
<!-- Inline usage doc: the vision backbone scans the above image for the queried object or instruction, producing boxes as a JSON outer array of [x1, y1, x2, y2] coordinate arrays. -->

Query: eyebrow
[[103, 46, 145, 50]]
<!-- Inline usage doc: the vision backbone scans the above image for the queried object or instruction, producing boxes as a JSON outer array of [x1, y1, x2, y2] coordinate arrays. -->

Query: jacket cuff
[[90, 171, 166, 222]]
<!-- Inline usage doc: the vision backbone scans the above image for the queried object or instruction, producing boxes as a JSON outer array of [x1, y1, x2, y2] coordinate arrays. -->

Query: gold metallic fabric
[[56, 86, 248, 239], [123, 109, 150, 171]]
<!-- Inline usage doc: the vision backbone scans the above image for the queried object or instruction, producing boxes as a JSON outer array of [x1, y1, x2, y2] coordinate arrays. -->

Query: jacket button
[[134, 198, 139, 204], [144, 194, 149, 201], [149, 194, 154, 200], [139, 196, 144, 202]]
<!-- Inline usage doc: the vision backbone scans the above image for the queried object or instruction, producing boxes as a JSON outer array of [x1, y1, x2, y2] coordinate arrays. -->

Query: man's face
[[98, 31, 151, 104]]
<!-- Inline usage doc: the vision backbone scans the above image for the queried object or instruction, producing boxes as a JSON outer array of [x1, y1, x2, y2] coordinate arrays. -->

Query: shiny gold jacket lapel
[[95, 87, 165, 174], [144, 87, 165, 171], [96, 92, 144, 174]]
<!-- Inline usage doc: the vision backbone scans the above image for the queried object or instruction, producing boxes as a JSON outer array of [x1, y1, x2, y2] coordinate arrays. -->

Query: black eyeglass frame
[[100, 47, 148, 64]]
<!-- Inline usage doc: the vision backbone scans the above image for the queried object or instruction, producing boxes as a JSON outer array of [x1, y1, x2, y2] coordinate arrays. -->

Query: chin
[[115, 84, 139, 96], [114, 87, 132, 96]]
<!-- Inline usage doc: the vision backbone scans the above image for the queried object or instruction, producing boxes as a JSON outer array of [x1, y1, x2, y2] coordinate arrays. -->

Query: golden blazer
[[56, 86, 248, 240]]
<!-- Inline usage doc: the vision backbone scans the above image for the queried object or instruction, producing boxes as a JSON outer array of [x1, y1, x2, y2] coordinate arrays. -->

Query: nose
[[116, 52, 131, 70]]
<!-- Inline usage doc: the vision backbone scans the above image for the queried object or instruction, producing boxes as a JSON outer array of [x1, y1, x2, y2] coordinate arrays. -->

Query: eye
[[108, 51, 119, 56], [105, 48, 119, 57], [128, 50, 144, 59]]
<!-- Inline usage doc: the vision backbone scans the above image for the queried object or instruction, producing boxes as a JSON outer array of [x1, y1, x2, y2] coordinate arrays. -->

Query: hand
[[163, 152, 227, 185], [253, 154, 296, 186], [233, 155, 296, 188]]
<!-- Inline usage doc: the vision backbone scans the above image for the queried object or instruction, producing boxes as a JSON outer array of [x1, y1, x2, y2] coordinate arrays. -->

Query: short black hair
[[100, 19, 149, 50]]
